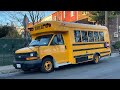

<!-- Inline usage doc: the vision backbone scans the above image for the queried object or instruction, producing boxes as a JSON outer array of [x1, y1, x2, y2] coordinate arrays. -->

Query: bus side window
[[99, 32, 104, 41], [88, 31, 94, 42], [94, 32, 99, 42], [74, 30, 81, 42], [81, 31, 88, 42], [50, 34, 64, 45]]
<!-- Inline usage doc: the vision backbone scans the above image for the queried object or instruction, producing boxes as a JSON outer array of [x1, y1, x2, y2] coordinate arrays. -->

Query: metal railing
[[0, 38, 24, 66]]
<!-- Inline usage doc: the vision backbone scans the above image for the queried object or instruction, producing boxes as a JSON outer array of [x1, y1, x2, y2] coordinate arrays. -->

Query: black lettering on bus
[[34, 23, 51, 30]]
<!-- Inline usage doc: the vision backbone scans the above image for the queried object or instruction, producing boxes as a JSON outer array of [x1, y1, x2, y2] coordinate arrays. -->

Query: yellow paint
[[15, 46, 39, 54], [15, 21, 111, 66]]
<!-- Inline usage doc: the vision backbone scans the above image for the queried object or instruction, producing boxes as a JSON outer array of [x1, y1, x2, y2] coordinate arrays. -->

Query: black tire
[[92, 54, 100, 64], [40, 58, 54, 73]]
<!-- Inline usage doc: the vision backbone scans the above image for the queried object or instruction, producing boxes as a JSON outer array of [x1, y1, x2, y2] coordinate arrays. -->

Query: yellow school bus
[[13, 21, 111, 73]]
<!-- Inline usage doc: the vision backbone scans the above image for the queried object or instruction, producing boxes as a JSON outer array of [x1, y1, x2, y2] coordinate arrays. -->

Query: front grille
[[14, 52, 38, 61], [15, 53, 30, 61], [15, 58, 26, 61]]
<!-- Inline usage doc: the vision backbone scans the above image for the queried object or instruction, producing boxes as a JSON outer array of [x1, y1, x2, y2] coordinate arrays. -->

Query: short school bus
[[13, 21, 111, 73]]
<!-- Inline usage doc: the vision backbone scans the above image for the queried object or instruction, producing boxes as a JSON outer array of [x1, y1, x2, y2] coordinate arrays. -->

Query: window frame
[[50, 34, 64, 45]]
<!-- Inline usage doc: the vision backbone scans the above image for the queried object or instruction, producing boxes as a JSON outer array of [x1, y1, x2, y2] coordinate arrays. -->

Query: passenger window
[[99, 32, 104, 41], [81, 31, 88, 42], [50, 34, 64, 45], [74, 30, 81, 42], [88, 31, 94, 42], [94, 32, 99, 42]]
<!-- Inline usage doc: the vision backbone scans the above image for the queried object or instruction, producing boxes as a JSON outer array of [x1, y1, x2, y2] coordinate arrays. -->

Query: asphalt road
[[1, 56, 120, 79]]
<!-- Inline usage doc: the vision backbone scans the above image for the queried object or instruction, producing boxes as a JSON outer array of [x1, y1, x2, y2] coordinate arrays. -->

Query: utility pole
[[105, 11, 108, 28], [117, 15, 119, 41], [23, 14, 29, 47]]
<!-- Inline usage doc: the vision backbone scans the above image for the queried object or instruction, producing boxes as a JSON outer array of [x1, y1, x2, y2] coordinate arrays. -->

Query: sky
[[0, 11, 55, 26]]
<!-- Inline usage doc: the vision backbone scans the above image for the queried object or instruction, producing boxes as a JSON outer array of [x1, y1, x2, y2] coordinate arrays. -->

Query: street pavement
[[0, 53, 119, 79]]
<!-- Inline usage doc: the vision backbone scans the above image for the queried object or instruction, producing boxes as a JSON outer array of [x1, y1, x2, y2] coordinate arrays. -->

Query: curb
[[110, 53, 120, 57]]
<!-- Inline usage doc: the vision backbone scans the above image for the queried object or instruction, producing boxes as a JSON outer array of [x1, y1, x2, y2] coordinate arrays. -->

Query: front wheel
[[40, 58, 54, 73]]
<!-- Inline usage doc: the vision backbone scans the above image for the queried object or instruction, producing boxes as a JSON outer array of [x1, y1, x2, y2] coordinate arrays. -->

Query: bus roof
[[36, 21, 107, 29], [28, 21, 108, 35]]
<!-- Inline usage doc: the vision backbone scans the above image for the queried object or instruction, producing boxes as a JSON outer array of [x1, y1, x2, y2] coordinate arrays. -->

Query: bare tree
[[3, 11, 46, 26], [2, 11, 46, 46], [28, 11, 45, 25], [3, 11, 25, 26]]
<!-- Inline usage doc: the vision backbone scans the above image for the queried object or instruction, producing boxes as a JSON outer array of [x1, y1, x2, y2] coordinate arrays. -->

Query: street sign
[[114, 32, 118, 37]]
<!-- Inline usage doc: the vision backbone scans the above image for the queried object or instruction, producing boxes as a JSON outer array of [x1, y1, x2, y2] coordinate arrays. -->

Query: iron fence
[[0, 38, 25, 66]]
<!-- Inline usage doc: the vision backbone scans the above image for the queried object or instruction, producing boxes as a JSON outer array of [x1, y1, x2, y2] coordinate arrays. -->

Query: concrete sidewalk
[[0, 65, 21, 74], [0, 53, 119, 75]]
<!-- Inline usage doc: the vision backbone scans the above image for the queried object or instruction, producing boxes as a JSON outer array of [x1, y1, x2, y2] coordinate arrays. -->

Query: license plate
[[16, 64, 21, 68]]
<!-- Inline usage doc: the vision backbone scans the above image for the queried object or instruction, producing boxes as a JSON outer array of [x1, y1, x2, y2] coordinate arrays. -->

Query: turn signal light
[[26, 57, 38, 60]]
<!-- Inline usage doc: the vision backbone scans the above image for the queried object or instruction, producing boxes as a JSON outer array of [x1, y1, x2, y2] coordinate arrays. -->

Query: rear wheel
[[40, 58, 54, 73], [92, 54, 100, 64]]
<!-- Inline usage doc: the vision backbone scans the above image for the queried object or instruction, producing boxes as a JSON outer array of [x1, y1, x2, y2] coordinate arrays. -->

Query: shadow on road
[[21, 56, 115, 75], [21, 61, 97, 74]]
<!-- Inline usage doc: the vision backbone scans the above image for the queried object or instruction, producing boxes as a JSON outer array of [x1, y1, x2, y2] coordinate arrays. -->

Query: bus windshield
[[29, 34, 53, 46]]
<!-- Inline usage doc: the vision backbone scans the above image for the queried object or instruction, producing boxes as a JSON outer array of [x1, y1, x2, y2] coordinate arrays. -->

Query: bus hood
[[15, 46, 39, 54]]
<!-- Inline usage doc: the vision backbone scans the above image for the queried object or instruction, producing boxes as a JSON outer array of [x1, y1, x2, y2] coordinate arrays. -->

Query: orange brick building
[[27, 11, 94, 29], [52, 11, 94, 23]]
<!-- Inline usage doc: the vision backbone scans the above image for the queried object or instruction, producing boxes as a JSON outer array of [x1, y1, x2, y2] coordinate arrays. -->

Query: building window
[[81, 31, 88, 42], [58, 14, 61, 21], [74, 30, 81, 42], [63, 11, 65, 18], [61, 13, 62, 21], [54, 16, 56, 21], [71, 11, 74, 17], [82, 11, 88, 15]]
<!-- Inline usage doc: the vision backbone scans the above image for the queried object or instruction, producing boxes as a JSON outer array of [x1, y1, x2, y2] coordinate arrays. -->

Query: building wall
[[41, 15, 52, 22], [52, 11, 62, 21], [52, 11, 77, 22], [27, 11, 93, 29], [16, 26, 24, 35], [78, 11, 90, 20], [108, 15, 120, 44], [52, 11, 91, 23]]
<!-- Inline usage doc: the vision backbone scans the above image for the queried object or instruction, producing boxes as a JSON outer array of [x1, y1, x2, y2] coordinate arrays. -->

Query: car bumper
[[13, 59, 42, 70]]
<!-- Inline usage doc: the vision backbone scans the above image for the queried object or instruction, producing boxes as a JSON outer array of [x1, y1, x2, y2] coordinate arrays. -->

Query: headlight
[[29, 52, 37, 57], [30, 53, 34, 56]]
